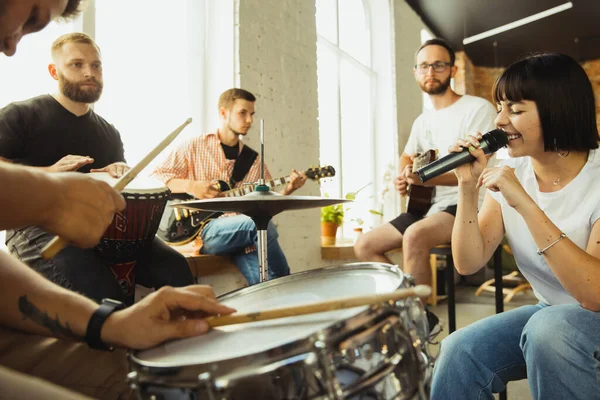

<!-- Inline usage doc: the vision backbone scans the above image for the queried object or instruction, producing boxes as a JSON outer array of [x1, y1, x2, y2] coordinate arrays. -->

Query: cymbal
[[172, 191, 350, 218]]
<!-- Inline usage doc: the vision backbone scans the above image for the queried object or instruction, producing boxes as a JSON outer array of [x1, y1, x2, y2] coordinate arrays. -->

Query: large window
[[1, 0, 234, 171], [316, 0, 396, 238], [94, 0, 234, 172], [0, 20, 81, 107]]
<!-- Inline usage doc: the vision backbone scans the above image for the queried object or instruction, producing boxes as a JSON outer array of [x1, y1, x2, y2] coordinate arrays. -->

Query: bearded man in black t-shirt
[[0, 32, 193, 304]]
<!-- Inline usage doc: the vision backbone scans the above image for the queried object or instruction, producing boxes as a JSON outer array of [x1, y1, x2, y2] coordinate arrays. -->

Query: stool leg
[[445, 255, 456, 333], [494, 246, 507, 400], [429, 254, 438, 306], [494, 247, 504, 314]]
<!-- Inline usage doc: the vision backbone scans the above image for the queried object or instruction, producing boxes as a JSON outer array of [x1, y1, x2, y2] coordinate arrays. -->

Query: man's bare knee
[[354, 235, 373, 260], [402, 226, 429, 252], [403, 219, 452, 252]]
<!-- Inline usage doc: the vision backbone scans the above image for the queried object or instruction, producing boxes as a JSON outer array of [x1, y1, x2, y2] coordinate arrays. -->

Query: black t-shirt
[[0, 94, 125, 171], [220, 142, 239, 160]]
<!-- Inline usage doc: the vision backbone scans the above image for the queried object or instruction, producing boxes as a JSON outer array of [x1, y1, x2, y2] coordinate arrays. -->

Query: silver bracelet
[[537, 233, 566, 255]]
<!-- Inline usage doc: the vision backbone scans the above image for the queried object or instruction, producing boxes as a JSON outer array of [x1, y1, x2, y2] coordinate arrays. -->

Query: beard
[[419, 74, 451, 95], [58, 73, 103, 103]]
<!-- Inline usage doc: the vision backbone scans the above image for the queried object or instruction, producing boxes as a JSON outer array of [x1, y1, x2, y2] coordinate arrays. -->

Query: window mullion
[[317, 35, 374, 77]]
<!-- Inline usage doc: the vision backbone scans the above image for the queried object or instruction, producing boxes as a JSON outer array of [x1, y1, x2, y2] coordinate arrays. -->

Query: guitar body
[[156, 181, 230, 246], [156, 166, 335, 245], [406, 150, 437, 217]]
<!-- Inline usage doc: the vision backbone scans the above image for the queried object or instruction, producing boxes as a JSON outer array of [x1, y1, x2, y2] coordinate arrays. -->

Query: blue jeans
[[431, 303, 600, 400], [199, 215, 290, 285]]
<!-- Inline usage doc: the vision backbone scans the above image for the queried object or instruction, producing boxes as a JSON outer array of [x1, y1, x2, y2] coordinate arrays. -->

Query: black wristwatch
[[84, 298, 125, 351]]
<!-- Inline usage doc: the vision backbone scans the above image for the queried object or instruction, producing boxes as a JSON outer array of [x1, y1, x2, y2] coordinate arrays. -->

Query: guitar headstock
[[305, 165, 336, 181]]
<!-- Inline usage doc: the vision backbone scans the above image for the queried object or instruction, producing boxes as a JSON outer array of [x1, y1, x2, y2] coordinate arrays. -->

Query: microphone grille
[[483, 129, 508, 152]]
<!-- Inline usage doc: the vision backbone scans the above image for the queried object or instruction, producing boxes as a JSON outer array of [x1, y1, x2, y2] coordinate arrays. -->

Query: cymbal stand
[[253, 119, 271, 283]]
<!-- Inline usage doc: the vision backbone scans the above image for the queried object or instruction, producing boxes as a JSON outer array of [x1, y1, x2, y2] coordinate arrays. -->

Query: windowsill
[[321, 242, 357, 260]]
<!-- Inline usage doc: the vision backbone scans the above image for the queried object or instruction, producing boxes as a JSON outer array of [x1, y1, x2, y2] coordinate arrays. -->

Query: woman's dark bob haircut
[[493, 52, 599, 152]]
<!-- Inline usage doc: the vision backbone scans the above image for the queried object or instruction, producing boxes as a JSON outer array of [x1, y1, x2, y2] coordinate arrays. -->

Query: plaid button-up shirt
[[152, 130, 272, 253]]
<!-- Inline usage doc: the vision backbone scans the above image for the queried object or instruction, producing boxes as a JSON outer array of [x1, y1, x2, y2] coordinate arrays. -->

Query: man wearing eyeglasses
[[355, 38, 496, 331]]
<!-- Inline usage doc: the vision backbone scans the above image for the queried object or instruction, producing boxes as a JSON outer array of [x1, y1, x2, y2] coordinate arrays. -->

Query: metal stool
[[430, 245, 506, 334]]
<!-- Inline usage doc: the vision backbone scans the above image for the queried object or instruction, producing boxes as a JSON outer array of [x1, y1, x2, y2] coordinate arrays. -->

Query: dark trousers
[[6, 226, 193, 305]]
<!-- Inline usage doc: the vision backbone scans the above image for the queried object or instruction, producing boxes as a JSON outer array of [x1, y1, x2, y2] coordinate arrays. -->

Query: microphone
[[415, 129, 508, 183]]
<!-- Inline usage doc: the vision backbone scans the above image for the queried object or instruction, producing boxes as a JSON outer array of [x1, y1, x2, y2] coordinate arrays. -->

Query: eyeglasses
[[414, 62, 452, 74]]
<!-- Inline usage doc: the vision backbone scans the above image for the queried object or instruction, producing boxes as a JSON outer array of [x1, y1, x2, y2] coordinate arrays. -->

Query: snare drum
[[129, 263, 430, 399], [89, 172, 170, 299]]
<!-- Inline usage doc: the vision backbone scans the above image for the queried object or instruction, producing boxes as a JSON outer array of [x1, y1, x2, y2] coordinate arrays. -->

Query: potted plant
[[320, 204, 344, 246], [350, 217, 364, 243]]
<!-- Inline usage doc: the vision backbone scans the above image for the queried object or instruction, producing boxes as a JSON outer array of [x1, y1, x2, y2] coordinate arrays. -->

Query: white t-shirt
[[404, 95, 497, 215], [488, 149, 600, 305]]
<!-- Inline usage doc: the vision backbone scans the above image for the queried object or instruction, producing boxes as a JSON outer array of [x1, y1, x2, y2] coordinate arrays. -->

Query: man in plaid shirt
[[153, 88, 307, 285]]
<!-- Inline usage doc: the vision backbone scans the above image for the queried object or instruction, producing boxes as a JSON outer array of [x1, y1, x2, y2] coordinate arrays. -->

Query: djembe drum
[[89, 172, 170, 301]]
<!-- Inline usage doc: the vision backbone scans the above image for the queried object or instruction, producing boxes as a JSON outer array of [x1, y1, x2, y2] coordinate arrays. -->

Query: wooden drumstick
[[41, 118, 193, 260], [205, 285, 431, 328]]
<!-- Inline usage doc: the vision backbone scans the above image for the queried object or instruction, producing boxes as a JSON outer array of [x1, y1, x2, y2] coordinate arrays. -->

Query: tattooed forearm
[[18, 295, 81, 340]]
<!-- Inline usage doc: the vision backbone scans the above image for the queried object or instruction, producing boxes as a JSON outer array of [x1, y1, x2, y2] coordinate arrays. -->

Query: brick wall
[[582, 59, 600, 132], [454, 51, 502, 102], [456, 52, 600, 131]]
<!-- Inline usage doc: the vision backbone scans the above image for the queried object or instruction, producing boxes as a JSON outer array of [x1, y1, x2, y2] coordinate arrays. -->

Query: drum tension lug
[[126, 371, 138, 389], [198, 372, 218, 400]]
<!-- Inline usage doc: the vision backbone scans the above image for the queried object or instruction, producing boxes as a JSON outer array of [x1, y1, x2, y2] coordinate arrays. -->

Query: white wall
[[236, 0, 323, 272], [392, 1, 428, 155]]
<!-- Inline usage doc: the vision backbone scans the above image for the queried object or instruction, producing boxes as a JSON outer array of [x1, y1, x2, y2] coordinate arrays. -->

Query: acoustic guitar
[[157, 165, 336, 245], [406, 149, 437, 216]]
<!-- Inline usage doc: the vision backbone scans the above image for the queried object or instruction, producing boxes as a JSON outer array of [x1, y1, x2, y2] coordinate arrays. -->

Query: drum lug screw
[[198, 372, 218, 400], [126, 371, 138, 390], [314, 339, 344, 399]]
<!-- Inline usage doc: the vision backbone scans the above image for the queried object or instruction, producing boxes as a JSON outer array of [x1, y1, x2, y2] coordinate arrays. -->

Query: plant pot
[[352, 227, 363, 243], [321, 222, 339, 246]]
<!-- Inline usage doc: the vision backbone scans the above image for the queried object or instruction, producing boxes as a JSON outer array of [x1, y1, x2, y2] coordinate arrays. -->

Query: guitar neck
[[224, 175, 291, 197]]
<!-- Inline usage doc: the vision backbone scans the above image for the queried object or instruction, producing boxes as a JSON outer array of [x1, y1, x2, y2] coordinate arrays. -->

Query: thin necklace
[[553, 177, 561, 186]]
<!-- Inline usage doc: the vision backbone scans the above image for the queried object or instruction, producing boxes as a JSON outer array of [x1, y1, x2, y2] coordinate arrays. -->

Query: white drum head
[[87, 172, 167, 194], [135, 263, 403, 367]]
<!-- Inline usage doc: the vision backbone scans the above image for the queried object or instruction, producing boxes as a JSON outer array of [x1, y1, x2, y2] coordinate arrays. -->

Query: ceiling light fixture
[[463, 2, 573, 45]]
